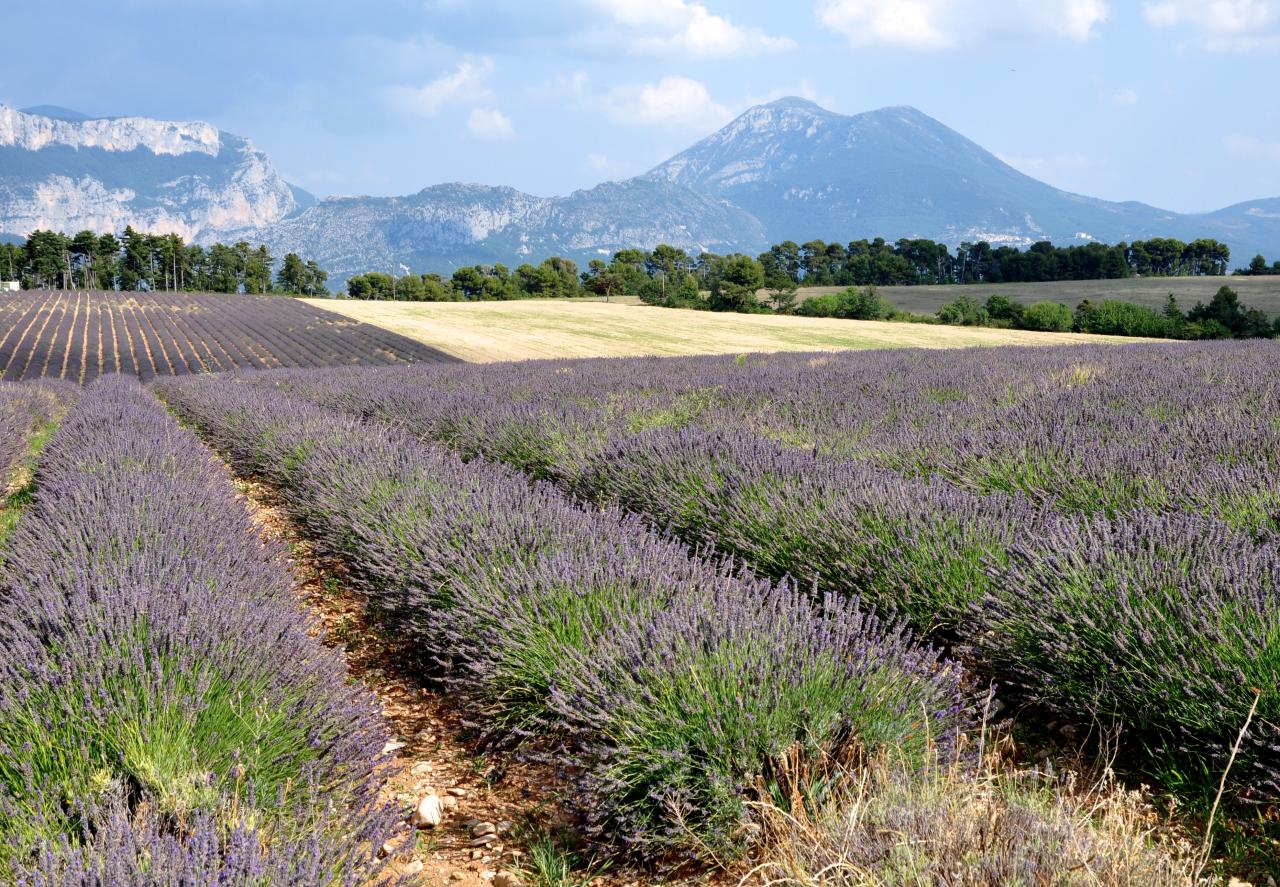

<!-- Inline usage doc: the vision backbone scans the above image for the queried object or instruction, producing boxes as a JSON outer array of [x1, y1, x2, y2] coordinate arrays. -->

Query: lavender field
[[1, 338, 1276, 882], [0, 290, 457, 383], [206, 341, 1280, 816]]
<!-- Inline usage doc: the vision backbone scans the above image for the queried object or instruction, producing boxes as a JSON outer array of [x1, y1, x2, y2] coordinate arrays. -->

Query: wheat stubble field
[[304, 297, 1144, 361]]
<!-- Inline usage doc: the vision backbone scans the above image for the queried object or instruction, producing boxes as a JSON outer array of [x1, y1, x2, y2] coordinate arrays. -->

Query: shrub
[[1018, 300, 1074, 331], [560, 585, 966, 857], [970, 509, 1280, 800], [985, 293, 1026, 324], [936, 295, 990, 326], [797, 287, 896, 320], [1074, 299, 1174, 338]]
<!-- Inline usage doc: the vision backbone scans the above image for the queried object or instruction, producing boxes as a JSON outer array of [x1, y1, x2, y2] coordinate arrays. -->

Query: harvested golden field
[[303, 298, 1148, 361]]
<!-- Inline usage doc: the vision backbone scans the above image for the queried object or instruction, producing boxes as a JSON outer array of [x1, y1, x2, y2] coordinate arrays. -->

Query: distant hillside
[[645, 98, 1280, 259], [261, 179, 765, 281], [0, 105, 309, 243]]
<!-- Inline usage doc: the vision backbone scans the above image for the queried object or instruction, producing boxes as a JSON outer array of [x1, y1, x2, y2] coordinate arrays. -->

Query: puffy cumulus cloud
[[816, 0, 1109, 49], [389, 57, 494, 116], [467, 107, 515, 139], [536, 71, 833, 132], [603, 75, 732, 128], [588, 0, 795, 57], [1143, 0, 1280, 50], [1114, 87, 1139, 106]]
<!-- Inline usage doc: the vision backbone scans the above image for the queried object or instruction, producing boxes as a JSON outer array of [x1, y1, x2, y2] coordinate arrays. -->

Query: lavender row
[[247, 357, 1280, 804], [0, 377, 397, 883], [974, 510, 1280, 799], [0, 382, 77, 485], [154, 373, 969, 862]]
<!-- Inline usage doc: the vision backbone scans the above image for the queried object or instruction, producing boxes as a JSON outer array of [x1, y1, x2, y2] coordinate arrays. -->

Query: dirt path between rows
[[236, 476, 555, 887], [232, 475, 735, 887]]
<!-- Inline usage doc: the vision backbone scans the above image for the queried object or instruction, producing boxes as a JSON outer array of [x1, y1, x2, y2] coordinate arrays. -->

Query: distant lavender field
[[0, 289, 457, 383]]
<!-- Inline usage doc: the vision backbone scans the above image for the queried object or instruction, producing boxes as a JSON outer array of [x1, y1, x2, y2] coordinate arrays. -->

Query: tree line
[[1238, 253, 1280, 276], [757, 236, 1236, 286], [0, 229, 329, 296], [342, 235, 1243, 307], [7, 229, 1273, 341]]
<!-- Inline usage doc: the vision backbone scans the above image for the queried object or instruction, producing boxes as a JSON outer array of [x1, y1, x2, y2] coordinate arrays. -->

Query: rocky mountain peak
[[0, 105, 308, 242]]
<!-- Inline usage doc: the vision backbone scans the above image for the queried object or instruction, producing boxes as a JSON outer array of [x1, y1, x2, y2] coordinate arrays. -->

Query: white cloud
[[1113, 87, 1138, 106], [467, 107, 514, 139], [1224, 133, 1280, 160], [539, 71, 733, 128], [1143, 0, 1280, 50], [390, 57, 494, 116], [602, 75, 732, 128], [585, 152, 612, 170], [537, 70, 826, 133], [816, 0, 1109, 49], [587, 0, 794, 57]]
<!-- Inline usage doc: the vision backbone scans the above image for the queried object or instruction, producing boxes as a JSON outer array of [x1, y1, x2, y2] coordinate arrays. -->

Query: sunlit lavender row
[[155, 373, 970, 861], [0, 381, 76, 485], [0, 377, 397, 883]]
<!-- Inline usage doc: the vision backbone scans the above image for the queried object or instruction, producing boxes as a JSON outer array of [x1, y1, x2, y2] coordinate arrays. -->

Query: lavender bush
[[12, 789, 396, 887], [156, 374, 970, 861], [0, 381, 76, 486], [0, 377, 397, 881], [971, 509, 1280, 798], [570, 426, 1049, 632]]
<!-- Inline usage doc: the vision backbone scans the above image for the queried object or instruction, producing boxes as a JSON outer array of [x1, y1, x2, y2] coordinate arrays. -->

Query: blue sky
[[3, 0, 1278, 213]]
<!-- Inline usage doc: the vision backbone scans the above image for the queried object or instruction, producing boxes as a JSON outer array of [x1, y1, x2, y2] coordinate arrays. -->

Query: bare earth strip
[[304, 298, 1152, 363], [235, 477, 546, 887]]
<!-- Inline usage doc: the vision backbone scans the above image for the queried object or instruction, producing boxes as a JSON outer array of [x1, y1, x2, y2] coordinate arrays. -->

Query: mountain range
[[2, 99, 1278, 283]]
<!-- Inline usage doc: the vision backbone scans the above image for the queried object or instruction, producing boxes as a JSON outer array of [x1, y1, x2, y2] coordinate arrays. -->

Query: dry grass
[[742, 737, 1204, 887], [303, 299, 1149, 362]]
